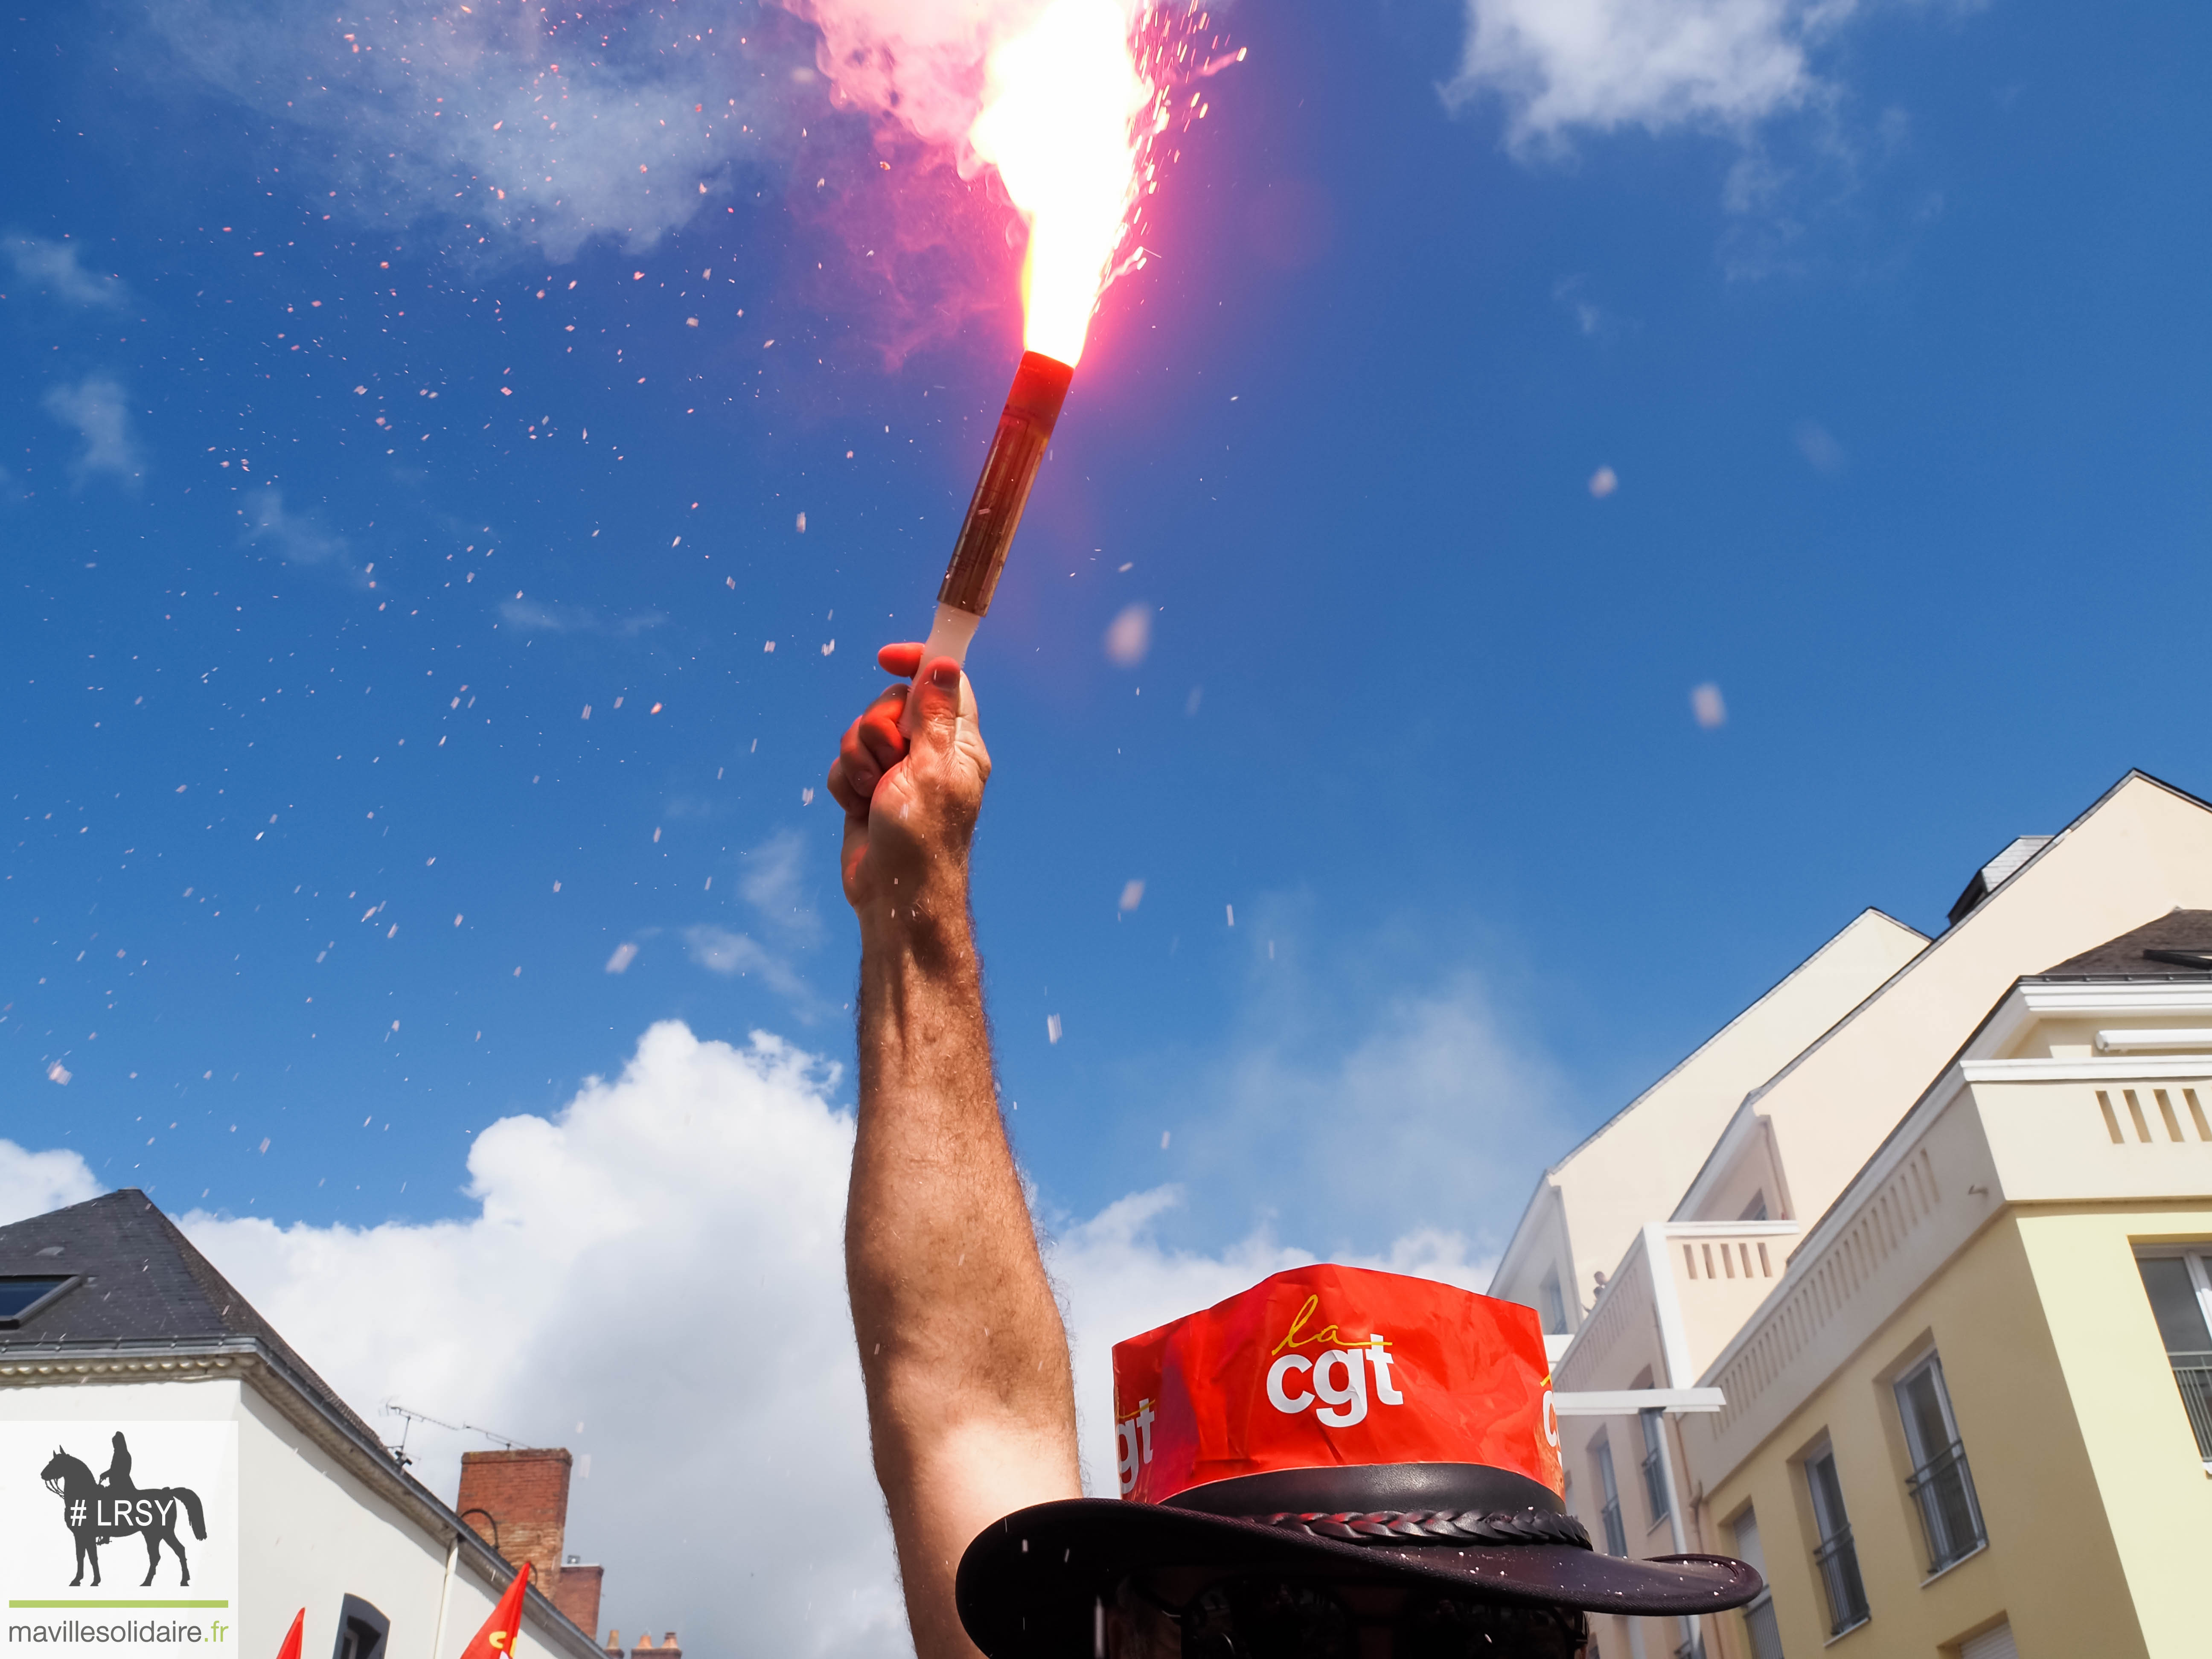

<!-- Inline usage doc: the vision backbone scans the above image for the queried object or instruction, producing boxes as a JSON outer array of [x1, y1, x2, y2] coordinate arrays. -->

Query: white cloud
[[241, 487, 350, 570], [0, 1138, 99, 1226], [499, 597, 594, 634], [42, 375, 143, 488], [735, 829, 823, 945], [1444, 0, 1850, 145], [1551, 273, 1635, 341], [146, 0, 813, 263], [683, 924, 814, 1006], [183, 1024, 900, 1659], [5, 235, 128, 309], [1793, 418, 1847, 474], [499, 598, 664, 636], [128, 1021, 1513, 1659], [1169, 969, 1572, 1248]]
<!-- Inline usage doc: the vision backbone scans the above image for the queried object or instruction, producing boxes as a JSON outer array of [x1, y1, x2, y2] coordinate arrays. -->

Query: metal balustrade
[[1811, 1525, 1870, 1636], [1599, 1496, 1626, 1557], [1903, 1440, 1986, 1572], [1740, 1594, 1784, 1659], [1640, 1444, 1669, 1529], [2169, 1350, 2212, 1458]]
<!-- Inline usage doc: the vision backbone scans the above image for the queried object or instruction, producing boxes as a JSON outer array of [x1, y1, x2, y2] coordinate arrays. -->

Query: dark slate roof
[[2033, 910, 2212, 980], [0, 1188, 381, 1447]]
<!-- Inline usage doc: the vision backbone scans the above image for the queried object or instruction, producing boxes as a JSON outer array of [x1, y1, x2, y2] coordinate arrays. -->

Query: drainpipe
[[1642, 1407, 1702, 1659], [430, 1534, 459, 1659]]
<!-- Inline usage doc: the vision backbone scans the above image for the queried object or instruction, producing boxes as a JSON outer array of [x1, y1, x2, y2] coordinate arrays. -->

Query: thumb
[[905, 655, 968, 748]]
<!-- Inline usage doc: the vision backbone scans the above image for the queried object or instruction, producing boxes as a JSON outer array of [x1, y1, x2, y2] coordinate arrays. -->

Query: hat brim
[[957, 1499, 1761, 1657]]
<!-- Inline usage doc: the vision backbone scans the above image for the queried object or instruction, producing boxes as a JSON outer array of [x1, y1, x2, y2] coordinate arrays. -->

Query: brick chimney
[[552, 1562, 604, 1636], [455, 1449, 604, 1636]]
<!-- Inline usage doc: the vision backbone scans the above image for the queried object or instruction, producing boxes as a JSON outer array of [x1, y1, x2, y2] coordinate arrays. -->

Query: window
[[1894, 1353, 1985, 1572], [1728, 1508, 1784, 1659], [331, 1597, 388, 1659], [2136, 1251, 2212, 1458], [1740, 1193, 1769, 1222], [0, 1276, 77, 1328], [1638, 1409, 1670, 1529], [1593, 1437, 1627, 1556], [1539, 1270, 1568, 1335], [1804, 1447, 1869, 1636]]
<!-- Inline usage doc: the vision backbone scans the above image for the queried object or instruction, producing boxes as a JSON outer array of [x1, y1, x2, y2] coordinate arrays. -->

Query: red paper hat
[[956, 1266, 1761, 1657], [1111, 1265, 1562, 1510]]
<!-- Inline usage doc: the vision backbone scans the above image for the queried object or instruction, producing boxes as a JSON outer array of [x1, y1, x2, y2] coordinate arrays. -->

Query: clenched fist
[[826, 643, 992, 934]]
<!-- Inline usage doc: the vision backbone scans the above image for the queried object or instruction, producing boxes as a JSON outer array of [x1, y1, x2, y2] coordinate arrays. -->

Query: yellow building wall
[[1699, 1212, 2174, 1659], [2013, 1204, 2212, 1659]]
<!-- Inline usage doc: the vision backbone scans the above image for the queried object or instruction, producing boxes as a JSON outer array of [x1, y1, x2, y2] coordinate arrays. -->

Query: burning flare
[[903, 1, 1238, 704], [968, 0, 1153, 367]]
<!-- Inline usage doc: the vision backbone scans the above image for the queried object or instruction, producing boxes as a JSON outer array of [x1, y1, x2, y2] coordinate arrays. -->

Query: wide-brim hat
[[957, 1267, 1760, 1655]]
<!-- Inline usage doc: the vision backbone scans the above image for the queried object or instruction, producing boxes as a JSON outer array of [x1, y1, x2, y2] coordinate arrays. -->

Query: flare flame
[[967, 0, 1154, 367]]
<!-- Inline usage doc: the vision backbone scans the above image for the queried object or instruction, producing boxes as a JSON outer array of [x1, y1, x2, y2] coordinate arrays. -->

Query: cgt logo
[[1262, 1292, 1405, 1430], [1113, 1399, 1157, 1496], [1267, 1340, 1403, 1429]]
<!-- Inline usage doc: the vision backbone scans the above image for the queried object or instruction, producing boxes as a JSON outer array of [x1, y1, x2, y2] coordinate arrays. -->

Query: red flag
[[459, 1561, 532, 1659], [273, 1611, 305, 1659]]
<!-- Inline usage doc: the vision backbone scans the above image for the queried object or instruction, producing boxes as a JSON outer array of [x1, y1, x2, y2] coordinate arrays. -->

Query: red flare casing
[[936, 350, 1075, 618]]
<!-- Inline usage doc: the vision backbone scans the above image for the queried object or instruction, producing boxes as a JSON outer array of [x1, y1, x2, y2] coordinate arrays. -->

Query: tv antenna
[[382, 1401, 522, 1469]]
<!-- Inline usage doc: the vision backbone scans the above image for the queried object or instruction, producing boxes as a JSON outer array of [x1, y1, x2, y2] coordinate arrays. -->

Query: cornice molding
[[1655, 1221, 1803, 1239], [1961, 1056, 2212, 1083], [2017, 982, 2212, 1013]]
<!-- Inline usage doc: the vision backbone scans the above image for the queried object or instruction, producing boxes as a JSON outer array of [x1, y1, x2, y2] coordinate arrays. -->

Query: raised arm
[[829, 645, 1082, 1659]]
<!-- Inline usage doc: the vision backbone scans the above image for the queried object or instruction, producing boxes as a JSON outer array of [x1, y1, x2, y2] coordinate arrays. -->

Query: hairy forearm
[[847, 899, 1080, 1654]]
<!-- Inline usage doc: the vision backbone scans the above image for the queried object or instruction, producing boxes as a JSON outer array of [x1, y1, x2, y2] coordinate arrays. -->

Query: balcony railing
[[1903, 1440, 1986, 1572], [1640, 1446, 1669, 1528], [1599, 1497, 1626, 1557], [1740, 1593, 1784, 1659], [2169, 1350, 2212, 1458], [1811, 1525, 1870, 1636]]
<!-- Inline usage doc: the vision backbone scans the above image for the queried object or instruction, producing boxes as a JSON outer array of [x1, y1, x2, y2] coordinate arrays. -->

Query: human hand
[[826, 643, 991, 931]]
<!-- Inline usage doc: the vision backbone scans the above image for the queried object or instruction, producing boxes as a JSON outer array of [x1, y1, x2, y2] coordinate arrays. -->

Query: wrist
[[856, 879, 974, 956]]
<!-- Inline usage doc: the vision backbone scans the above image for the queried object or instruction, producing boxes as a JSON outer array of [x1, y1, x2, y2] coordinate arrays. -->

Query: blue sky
[[8, 0, 2212, 1316]]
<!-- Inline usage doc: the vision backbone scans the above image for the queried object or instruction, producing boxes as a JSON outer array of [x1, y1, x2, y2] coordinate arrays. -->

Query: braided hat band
[[1257, 1506, 1591, 1549]]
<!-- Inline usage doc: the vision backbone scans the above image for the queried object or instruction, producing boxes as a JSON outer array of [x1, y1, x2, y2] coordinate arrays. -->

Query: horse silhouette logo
[[38, 1433, 208, 1588]]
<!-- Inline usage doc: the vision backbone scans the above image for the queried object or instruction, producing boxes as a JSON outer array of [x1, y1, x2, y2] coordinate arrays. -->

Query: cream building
[[1505, 771, 2212, 1659]]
